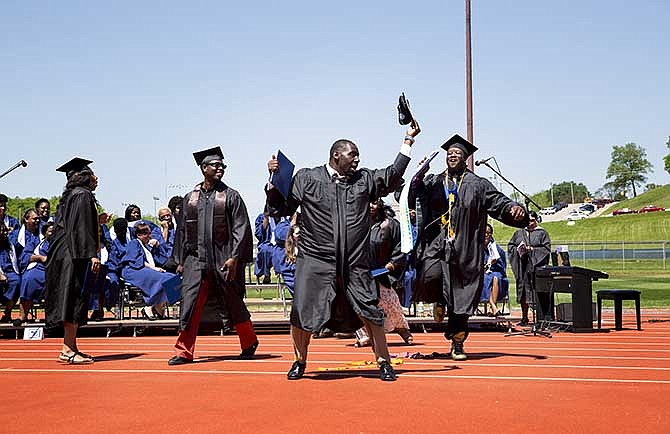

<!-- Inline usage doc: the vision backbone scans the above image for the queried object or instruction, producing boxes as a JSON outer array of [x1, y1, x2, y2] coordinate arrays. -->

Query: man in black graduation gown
[[409, 134, 528, 360], [508, 210, 551, 325], [266, 122, 421, 381], [168, 147, 257, 365]]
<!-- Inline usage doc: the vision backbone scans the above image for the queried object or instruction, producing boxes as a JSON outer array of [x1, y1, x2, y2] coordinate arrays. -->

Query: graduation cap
[[397, 92, 414, 125], [193, 146, 226, 167], [56, 157, 93, 177], [440, 134, 478, 158]]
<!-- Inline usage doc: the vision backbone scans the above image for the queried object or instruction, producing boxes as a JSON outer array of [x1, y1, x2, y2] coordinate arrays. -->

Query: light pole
[[152, 196, 159, 217], [550, 183, 554, 206], [570, 182, 575, 204]]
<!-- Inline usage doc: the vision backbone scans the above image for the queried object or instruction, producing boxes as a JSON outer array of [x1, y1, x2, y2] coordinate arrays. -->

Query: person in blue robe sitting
[[254, 209, 276, 284], [122, 222, 179, 320], [481, 223, 509, 316], [0, 194, 21, 235], [35, 198, 53, 232], [17, 222, 54, 324], [14, 209, 43, 272], [154, 207, 176, 269], [0, 222, 21, 323]]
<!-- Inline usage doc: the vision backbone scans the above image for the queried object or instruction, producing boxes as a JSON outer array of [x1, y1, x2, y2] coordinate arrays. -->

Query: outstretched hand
[[406, 119, 421, 138], [509, 205, 526, 222], [267, 155, 279, 175]]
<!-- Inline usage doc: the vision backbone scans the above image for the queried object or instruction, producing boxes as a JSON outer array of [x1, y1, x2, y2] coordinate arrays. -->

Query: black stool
[[596, 289, 641, 331]]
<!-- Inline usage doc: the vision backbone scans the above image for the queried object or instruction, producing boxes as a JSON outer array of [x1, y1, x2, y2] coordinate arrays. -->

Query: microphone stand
[[0, 160, 27, 180], [477, 159, 541, 211], [477, 160, 552, 338]]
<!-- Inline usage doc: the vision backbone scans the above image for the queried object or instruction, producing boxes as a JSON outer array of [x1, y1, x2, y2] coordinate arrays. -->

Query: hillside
[[609, 184, 670, 210], [491, 184, 670, 242]]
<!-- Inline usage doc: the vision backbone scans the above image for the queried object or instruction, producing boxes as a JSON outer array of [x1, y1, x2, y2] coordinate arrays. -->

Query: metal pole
[[663, 241, 666, 270], [465, 0, 474, 171], [571, 182, 575, 203], [622, 240, 625, 271], [550, 184, 554, 206]]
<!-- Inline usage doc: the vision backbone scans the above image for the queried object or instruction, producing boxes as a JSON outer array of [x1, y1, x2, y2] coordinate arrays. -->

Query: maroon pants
[[174, 276, 257, 360]]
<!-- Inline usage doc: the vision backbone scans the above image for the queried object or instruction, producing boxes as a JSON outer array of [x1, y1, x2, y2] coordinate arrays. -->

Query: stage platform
[[0, 310, 515, 338]]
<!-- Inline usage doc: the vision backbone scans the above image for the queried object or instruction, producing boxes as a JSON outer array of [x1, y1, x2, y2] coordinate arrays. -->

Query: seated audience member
[[0, 222, 21, 322], [355, 199, 413, 347], [122, 222, 179, 320], [90, 215, 117, 321], [254, 208, 284, 284], [105, 218, 130, 312], [17, 222, 54, 324], [154, 207, 176, 269], [35, 198, 53, 231], [0, 194, 20, 234], [14, 209, 42, 271], [481, 223, 509, 316]]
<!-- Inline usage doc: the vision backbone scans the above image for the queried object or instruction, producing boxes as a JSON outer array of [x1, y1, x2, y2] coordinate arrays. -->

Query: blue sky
[[1, 0, 668, 219]]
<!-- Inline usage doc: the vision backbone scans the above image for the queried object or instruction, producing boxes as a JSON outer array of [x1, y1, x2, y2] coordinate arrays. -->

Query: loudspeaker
[[556, 302, 597, 322]]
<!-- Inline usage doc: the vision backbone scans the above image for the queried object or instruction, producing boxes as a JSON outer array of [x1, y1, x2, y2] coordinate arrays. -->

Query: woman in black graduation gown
[[45, 157, 101, 364]]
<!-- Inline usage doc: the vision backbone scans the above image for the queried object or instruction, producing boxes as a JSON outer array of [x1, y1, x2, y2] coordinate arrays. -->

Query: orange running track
[[1, 313, 668, 434]]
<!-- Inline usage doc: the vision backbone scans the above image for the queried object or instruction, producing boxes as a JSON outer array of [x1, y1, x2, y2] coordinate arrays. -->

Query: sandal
[[58, 351, 94, 365]]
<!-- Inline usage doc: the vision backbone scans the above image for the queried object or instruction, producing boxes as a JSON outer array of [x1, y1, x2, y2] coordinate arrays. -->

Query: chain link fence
[[552, 240, 668, 270]]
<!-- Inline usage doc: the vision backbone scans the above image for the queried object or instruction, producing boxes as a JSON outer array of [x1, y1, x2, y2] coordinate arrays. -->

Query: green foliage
[[530, 181, 590, 207], [606, 142, 653, 197]]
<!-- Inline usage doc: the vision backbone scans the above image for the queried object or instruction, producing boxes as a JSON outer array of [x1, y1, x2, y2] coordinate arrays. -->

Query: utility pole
[[465, 0, 474, 171], [570, 182, 575, 203], [550, 183, 554, 205]]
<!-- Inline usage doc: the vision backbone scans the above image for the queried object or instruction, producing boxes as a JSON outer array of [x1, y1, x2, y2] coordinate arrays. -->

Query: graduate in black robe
[[168, 146, 257, 366], [45, 157, 101, 365], [507, 210, 551, 325], [409, 135, 528, 360], [266, 121, 421, 382]]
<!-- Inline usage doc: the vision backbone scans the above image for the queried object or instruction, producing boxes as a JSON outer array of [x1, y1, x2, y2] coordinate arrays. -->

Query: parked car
[[592, 198, 614, 208], [578, 203, 596, 215], [553, 202, 569, 211], [638, 205, 666, 213], [540, 207, 557, 215], [567, 211, 588, 221], [612, 208, 637, 216]]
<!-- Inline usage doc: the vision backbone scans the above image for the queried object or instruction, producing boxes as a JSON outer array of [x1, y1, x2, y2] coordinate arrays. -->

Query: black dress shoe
[[168, 356, 193, 366], [141, 307, 156, 321], [379, 361, 397, 381], [287, 361, 306, 380], [239, 340, 259, 360]]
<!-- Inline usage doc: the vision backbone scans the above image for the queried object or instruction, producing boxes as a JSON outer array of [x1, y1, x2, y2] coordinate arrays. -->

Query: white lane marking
[[1, 358, 668, 371], [0, 367, 668, 384]]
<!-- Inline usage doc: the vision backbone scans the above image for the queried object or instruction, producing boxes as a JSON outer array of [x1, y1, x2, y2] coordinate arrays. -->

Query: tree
[[664, 136, 670, 175], [597, 181, 626, 200], [606, 142, 653, 197]]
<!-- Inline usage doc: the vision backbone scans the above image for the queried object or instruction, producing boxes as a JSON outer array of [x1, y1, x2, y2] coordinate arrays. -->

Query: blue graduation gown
[[14, 228, 42, 272], [3, 215, 20, 232], [481, 242, 509, 302], [121, 239, 176, 306], [272, 219, 290, 271], [19, 240, 49, 302], [254, 213, 274, 278], [0, 248, 21, 303]]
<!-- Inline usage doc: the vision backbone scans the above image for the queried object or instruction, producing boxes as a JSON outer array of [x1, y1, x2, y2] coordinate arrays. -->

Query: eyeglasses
[[206, 162, 226, 169], [159, 215, 172, 221]]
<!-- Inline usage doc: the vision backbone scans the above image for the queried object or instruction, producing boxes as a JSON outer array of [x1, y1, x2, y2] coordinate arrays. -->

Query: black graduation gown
[[507, 227, 551, 303], [45, 186, 99, 328], [410, 170, 529, 316], [266, 153, 410, 333], [369, 217, 405, 289], [173, 182, 253, 330]]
